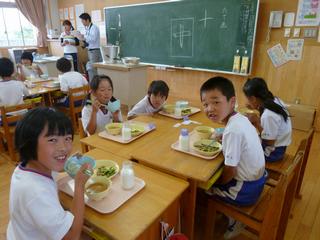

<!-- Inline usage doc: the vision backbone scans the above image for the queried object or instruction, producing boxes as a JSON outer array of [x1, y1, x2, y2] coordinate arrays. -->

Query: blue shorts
[[262, 142, 287, 162], [56, 98, 83, 107], [211, 171, 267, 206]]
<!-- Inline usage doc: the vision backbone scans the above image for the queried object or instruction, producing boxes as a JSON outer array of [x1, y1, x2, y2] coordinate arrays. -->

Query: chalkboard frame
[[104, 0, 260, 76]]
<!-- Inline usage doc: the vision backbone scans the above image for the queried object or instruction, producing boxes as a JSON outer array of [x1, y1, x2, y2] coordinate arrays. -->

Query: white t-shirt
[[0, 80, 29, 116], [7, 166, 74, 240], [82, 104, 123, 134], [20, 64, 40, 78], [60, 31, 79, 54], [222, 113, 265, 181], [58, 71, 88, 103], [127, 95, 163, 118], [261, 98, 292, 147]]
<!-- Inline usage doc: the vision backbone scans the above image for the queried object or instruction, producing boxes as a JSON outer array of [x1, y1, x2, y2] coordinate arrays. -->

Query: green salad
[[194, 142, 219, 152], [96, 166, 117, 177]]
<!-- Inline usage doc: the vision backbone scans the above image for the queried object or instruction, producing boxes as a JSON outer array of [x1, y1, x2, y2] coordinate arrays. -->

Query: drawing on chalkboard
[[220, 8, 228, 29], [170, 18, 194, 58], [199, 9, 214, 28]]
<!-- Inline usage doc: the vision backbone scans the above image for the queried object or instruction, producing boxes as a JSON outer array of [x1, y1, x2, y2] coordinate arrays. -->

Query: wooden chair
[[266, 128, 314, 198], [78, 118, 89, 153], [204, 151, 304, 240], [0, 103, 33, 163], [56, 85, 89, 132]]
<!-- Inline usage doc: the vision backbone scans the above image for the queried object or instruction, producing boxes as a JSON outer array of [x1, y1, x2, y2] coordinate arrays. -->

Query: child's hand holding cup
[[64, 154, 96, 179]]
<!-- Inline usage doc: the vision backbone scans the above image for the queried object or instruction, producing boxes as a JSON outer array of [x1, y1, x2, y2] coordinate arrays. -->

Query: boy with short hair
[[200, 76, 266, 238], [55, 57, 88, 106], [0, 57, 29, 108], [127, 80, 169, 120]]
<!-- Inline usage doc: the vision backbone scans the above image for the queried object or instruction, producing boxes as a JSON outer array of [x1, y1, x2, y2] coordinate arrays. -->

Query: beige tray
[[171, 130, 222, 160], [57, 174, 145, 214], [98, 121, 156, 144], [158, 106, 201, 119]]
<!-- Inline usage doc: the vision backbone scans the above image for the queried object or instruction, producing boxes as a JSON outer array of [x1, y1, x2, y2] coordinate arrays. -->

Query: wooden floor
[[1, 133, 319, 240]]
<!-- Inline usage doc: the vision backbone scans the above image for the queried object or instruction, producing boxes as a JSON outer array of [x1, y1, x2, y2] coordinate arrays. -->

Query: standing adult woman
[[60, 20, 80, 72]]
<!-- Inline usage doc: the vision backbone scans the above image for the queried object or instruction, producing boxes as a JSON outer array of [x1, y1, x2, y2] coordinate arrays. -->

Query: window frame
[[0, 1, 37, 48]]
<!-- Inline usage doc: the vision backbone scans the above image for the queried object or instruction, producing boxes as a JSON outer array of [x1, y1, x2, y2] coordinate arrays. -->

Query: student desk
[[80, 113, 224, 239], [80, 115, 177, 159], [27, 80, 60, 106], [58, 148, 188, 240]]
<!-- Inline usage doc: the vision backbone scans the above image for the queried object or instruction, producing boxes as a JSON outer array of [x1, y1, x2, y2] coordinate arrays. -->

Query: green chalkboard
[[105, 0, 259, 74]]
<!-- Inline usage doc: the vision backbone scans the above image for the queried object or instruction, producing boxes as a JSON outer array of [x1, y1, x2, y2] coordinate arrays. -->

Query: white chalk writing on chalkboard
[[170, 18, 194, 58], [220, 8, 228, 29], [199, 9, 215, 28]]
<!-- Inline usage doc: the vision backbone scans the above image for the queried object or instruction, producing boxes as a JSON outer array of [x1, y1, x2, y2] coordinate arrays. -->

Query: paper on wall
[[284, 12, 295, 27], [69, 7, 74, 19], [59, 9, 64, 20], [64, 8, 69, 19], [91, 10, 102, 23], [287, 39, 304, 60], [267, 43, 288, 68], [75, 4, 85, 34], [296, 0, 320, 26]]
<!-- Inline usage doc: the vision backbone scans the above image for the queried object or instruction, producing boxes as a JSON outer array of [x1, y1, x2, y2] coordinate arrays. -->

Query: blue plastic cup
[[64, 155, 96, 178]]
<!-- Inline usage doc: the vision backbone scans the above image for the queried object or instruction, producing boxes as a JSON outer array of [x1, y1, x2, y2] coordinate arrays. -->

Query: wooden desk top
[[81, 114, 224, 182], [27, 81, 60, 96], [80, 115, 175, 159], [59, 148, 189, 240]]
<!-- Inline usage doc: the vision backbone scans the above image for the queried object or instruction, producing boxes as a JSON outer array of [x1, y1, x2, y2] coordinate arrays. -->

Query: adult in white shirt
[[60, 20, 80, 71], [56, 57, 88, 106], [79, 13, 102, 81], [243, 77, 292, 162]]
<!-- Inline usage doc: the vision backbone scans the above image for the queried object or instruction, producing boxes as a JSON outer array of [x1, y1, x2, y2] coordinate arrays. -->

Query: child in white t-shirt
[[127, 80, 169, 120], [82, 75, 122, 135], [7, 107, 93, 240], [16, 51, 43, 80], [200, 76, 266, 238], [55, 57, 88, 106], [243, 77, 292, 162], [0, 57, 29, 122]]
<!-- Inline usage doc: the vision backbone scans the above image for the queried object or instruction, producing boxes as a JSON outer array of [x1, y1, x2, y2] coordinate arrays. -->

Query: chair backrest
[[78, 118, 89, 153], [0, 102, 33, 129], [260, 150, 304, 240], [68, 85, 90, 113]]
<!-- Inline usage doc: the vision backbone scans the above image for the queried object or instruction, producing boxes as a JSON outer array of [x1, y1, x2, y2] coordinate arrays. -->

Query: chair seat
[[210, 184, 273, 226], [266, 154, 294, 176]]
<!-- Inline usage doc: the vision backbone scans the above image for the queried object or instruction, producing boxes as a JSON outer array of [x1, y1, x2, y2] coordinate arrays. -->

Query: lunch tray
[[98, 121, 156, 144], [158, 107, 201, 119], [171, 130, 222, 160], [58, 174, 145, 214]]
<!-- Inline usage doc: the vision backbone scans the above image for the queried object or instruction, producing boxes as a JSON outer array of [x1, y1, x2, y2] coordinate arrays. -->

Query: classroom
[[0, 0, 319, 239]]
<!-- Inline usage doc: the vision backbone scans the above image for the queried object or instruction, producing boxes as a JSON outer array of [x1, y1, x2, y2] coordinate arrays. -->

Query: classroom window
[[0, 1, 37, 47]]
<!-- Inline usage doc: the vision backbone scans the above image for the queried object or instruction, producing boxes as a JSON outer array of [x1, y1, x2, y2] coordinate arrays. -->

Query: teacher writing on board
[[79, 13, 102, 81]]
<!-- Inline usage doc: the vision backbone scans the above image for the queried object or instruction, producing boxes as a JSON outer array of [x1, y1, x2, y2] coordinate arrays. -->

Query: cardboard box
[[286, 103, 316, 131]]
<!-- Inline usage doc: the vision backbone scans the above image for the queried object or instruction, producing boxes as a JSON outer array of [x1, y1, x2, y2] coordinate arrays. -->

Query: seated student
[[82, 75, 122, 135], [127, 80, 169, 120], [243, 78, 292, 162], [0, 57, 29, 122], [17, 52, 43, 80], [7, 107, 92, 240], [55, 57, 88, 106], [200, 76, 266, 238]]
